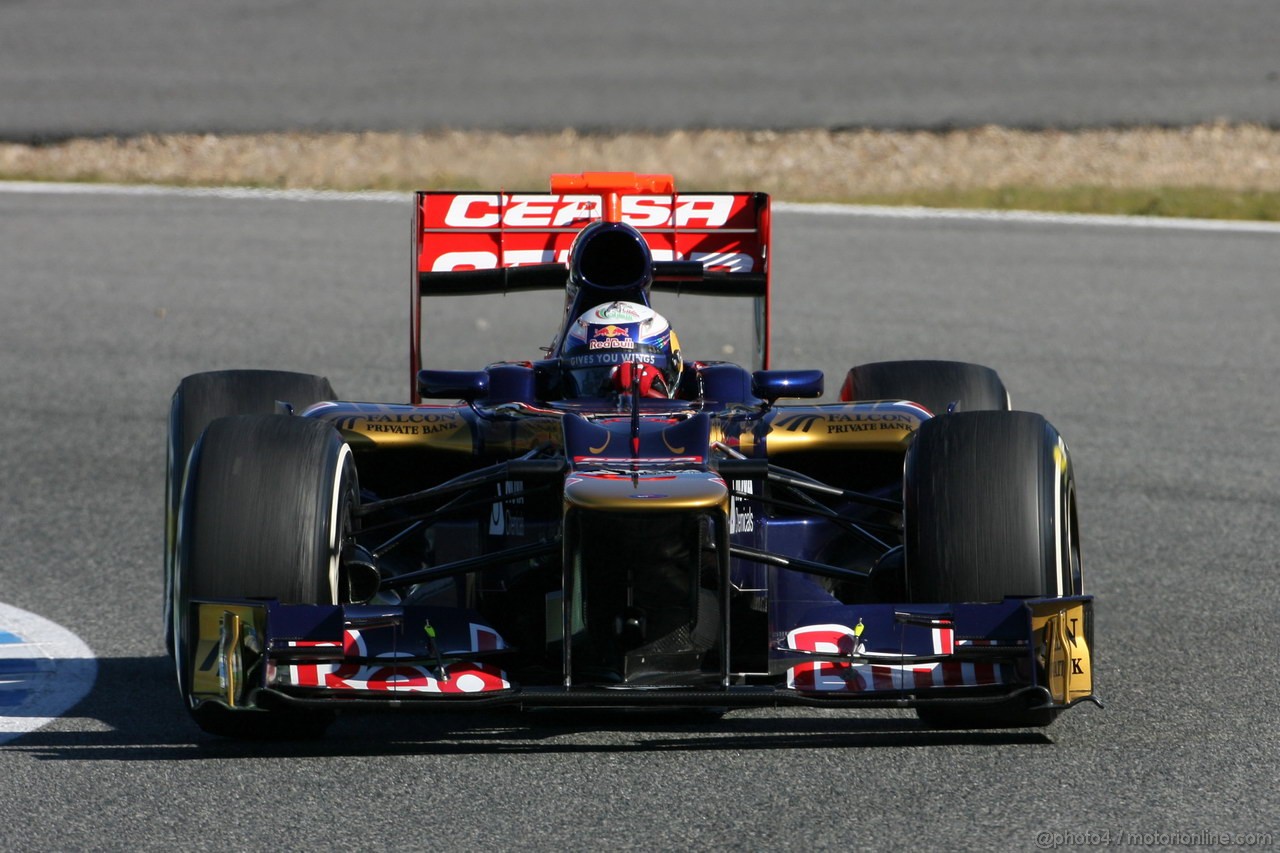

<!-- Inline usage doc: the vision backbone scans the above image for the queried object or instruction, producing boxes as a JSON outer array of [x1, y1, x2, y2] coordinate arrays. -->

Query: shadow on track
[[5, 655, 1055, 761]]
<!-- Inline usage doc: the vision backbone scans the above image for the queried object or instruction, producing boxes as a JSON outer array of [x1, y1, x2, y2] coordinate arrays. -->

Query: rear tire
[[165, 370, 336, 654], [175, 414, 355, 739], [904, 411, 1081, 727], [841, 360, 1010, 414]]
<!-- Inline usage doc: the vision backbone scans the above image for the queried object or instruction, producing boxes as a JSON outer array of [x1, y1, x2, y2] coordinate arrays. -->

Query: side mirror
[[484, 363, 537, 404], [417, 369, 488, 402], [751, 369, 824, 403]]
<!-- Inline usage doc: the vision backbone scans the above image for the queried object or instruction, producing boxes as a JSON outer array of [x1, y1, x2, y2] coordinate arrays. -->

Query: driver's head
[[560, 301, 682, 398]]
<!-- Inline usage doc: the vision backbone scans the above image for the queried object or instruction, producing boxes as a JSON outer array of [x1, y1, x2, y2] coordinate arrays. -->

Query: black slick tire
[[164, 370, 336, 654], [903, 410, 1081, 728], [174, 414, 355, 739], [841, 360, 1010, 415]]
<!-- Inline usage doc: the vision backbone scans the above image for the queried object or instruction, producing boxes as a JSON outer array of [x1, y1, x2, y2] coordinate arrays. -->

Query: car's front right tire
[[165, 370, 337, 655], [174, 414, 354, 739]]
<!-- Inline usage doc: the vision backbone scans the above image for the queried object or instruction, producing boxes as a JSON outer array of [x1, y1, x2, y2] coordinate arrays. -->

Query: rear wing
[[411, 173, 772, 401]]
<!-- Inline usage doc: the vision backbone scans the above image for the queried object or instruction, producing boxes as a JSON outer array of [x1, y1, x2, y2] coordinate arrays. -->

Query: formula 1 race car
[[165, 172, 1099, 738]]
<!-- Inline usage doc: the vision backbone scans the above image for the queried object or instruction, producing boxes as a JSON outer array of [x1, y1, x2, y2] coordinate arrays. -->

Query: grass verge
[[830, 186, 1280, 221], [4, 125, 1279, 221]]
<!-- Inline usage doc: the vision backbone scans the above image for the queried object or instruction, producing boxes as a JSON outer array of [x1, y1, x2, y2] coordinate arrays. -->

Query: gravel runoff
[[3, 124, 1278, 198]]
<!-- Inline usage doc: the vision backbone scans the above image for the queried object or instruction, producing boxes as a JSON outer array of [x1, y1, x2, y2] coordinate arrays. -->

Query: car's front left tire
[[841, 359, 1010, 414], [903, 410, 1081, 728]]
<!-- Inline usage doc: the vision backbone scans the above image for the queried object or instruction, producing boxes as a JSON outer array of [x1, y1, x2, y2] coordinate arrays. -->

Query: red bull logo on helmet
[[589, 324, 636, 350]]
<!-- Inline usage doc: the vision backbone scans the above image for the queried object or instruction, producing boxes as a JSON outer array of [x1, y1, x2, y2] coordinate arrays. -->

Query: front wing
[[186, 596, 1097, 715]]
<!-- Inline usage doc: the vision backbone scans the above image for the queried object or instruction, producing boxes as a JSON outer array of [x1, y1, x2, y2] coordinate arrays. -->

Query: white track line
[[773, 201, 1280, 234], [3, 179, 1280, 234], [0, 180, 405, 204]]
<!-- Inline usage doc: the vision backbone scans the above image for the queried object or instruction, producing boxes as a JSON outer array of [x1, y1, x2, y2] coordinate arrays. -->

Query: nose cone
[[564, 470, 728, 512]]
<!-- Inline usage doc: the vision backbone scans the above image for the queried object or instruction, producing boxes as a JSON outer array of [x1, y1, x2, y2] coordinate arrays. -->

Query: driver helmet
[[560, 301, 683, 398]]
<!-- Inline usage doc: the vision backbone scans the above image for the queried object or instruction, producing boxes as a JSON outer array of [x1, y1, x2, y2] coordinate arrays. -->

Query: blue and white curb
[[0, 603, 97, 745]]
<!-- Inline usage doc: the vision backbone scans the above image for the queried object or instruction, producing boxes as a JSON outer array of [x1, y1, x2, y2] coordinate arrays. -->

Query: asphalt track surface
[[0, 186, 1277, 848], [3, 0, 1280, 139]]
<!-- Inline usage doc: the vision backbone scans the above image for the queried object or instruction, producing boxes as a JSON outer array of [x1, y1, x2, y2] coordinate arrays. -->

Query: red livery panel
[[416, 190, 768, 275]]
